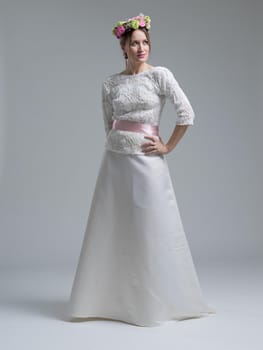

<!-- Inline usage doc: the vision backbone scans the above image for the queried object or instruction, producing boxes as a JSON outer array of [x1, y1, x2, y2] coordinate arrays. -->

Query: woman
[[68, 13, 216, 327]]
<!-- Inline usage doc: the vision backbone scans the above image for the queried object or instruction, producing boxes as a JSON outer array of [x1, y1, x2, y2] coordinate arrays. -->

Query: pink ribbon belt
[[111, 119, 159, 136]]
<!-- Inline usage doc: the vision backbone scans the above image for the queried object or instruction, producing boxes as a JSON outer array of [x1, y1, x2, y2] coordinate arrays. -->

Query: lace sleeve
[[101, 80, 113, 136], [157, 67, 195, 125]]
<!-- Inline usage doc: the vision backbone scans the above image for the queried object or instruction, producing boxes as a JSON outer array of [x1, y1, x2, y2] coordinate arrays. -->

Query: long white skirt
[[68, 149, 216, 327]]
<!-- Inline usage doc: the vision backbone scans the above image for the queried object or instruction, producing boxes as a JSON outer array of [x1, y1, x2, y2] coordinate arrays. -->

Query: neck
[[125, 61, 149, 75]]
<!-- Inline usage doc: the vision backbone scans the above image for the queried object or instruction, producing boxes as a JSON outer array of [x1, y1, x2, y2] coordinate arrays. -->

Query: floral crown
[[112, 13, 151, 39]]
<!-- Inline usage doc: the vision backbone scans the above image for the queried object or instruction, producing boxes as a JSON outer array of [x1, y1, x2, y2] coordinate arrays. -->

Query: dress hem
[[68, 309, 216, 327]]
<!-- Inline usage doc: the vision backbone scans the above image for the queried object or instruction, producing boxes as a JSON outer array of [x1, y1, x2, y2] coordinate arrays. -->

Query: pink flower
[[139, 20, 145, 27], [115, 25, 125, 38]]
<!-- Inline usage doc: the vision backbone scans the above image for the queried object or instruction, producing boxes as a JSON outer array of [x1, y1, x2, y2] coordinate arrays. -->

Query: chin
[[137, 57, 148, 62]]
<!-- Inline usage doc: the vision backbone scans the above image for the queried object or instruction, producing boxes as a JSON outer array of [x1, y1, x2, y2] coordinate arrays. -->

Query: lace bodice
[[101, 66, 195, 155]]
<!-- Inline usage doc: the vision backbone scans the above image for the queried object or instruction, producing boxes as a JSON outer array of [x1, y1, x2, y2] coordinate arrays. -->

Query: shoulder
[[101, 73, 117, 95], [152, 66, 176, 79], [102, 72, 121, 88], [102, 74, 113, 86], [151, 66, 179, 91], [153, 65, 172, 72]]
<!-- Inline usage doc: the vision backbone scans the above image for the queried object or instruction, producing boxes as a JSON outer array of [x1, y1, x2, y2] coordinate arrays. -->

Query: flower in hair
[[128, 19, 140, 30], [144, 16, 151, 29], [112, 13, 151, 39], [115, 25, 125, 38]]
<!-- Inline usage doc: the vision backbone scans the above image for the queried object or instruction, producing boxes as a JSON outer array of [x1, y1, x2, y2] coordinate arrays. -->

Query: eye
[[130, 40, 149, 47]]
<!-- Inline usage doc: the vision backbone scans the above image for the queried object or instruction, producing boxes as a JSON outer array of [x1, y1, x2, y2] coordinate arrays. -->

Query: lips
[[137, 54, 145, 58]]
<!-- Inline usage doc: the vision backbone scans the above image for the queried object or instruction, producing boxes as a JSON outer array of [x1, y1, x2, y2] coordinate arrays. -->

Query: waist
[[111, 119, 159, 136]]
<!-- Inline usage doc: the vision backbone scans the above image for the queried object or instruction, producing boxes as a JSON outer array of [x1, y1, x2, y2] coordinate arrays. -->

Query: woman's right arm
[[101, 80, 113, 136]]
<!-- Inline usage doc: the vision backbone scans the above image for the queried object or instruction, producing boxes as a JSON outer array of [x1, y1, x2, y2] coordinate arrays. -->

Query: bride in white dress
[[68, 13, 216, 327]]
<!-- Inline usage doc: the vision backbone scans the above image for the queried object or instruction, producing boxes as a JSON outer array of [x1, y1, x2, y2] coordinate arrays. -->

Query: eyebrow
[[131, 39, 148, 43]]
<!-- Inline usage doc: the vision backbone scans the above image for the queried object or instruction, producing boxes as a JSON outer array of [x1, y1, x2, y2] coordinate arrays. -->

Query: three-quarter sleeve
[[157, 67, 195, 125], [101, 80, 113, 136]]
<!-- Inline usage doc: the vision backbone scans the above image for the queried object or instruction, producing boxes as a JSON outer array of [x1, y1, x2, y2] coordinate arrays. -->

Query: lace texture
[[101, 66, 195, 155]]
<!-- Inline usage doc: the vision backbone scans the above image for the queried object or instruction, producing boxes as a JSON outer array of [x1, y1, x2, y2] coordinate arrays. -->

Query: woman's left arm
[[164, 124, 189, 153], [142, 125, 188, 155], [142, 68, 195, 155]]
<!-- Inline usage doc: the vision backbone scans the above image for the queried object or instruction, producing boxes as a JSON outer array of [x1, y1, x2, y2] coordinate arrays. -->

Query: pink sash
[[111, 119, 159, 136]]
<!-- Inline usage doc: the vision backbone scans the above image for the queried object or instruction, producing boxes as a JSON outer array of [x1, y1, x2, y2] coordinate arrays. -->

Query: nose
[[138, 43, 144, 51]]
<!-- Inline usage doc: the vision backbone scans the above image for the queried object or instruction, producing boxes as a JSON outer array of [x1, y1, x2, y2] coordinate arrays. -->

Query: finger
[[142, 142, 155, 149], [147, 148, 158, 153], [144, 135, 155, 141], [142, 145, 154, 152], [143, 141, 155, 146], [147, 149, 158, 155]]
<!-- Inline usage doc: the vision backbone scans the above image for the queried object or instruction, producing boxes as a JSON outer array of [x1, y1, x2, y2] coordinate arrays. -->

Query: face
[[123, 29, 150, 64]]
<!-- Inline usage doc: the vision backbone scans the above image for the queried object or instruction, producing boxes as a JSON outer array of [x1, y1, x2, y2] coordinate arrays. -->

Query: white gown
[[68, 66, 216, 327]]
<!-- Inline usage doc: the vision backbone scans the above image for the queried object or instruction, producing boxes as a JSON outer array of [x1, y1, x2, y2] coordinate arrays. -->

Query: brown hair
[[119, 28, 152, 56]]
